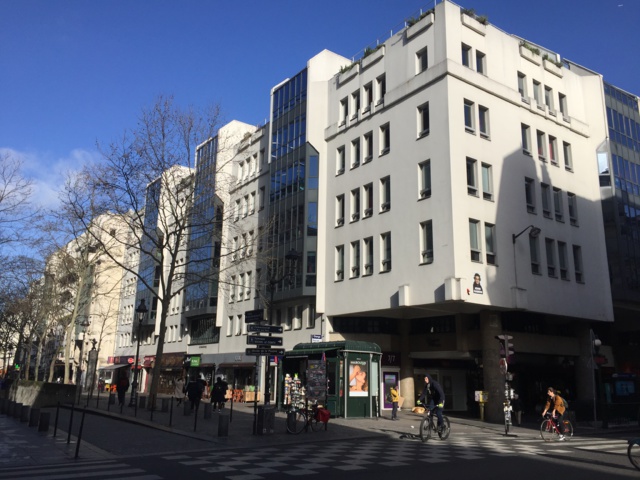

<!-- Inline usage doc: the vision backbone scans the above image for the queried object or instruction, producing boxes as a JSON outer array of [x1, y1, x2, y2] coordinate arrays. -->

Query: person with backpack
[[116, 375, 130, 407], [542, 387, 567, 440], [210, 377, 229, 412]]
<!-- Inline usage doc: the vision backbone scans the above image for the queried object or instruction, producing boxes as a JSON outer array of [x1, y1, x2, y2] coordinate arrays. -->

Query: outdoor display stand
[[281, 341, 381, 418]]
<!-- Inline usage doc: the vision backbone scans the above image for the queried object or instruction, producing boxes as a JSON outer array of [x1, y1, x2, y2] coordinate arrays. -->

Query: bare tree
[[0, 152, 37, 249], [59, 95, 261, 407]]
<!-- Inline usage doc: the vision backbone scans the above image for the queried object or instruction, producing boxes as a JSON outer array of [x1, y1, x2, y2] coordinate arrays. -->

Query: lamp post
[[75, 318, 90, 401], [129, 299, 148, 408], [590, 329, 602, 424], [265, 249, 299, 406], [512, 225, 541, 288]]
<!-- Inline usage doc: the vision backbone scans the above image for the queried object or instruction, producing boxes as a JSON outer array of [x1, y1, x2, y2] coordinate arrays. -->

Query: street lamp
[[512, 225, 541, 288], [129, 299, 148, 408], [590, 329, 602, 424], [265, 249, 300, 406]]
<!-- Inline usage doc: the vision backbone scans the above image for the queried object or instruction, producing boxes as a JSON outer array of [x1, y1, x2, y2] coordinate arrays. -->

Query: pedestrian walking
[[210, 377, 229, 412], [174, 377, 185, 406], [116, 375, 130, 407], [186, 376, 204, 411]]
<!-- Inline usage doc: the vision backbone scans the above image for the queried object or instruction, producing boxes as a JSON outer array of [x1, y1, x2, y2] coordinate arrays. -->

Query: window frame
[[420, 220, 434, 264]]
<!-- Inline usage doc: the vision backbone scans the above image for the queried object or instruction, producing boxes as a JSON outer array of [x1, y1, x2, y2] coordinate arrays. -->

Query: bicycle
[[628, 438, 640, 471], [419, 406, 450, 442], [539, 412, 573, 442], [503, 400, 512, 435], [286, 403, 329, 434]]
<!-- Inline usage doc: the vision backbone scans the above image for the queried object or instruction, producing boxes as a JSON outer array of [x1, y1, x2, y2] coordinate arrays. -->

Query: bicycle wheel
[[561, 420, 573, 440], [310, 414, 322, 432], [437, 416, 451, 440], [540, 419, 558, 442], [419, 416, 432, 442], [286, 411, 307, 434], [628, 440, 640, 471]]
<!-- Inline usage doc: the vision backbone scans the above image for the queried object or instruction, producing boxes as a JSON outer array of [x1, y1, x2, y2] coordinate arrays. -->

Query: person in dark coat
[[116, 375, 130, 407], [210, 377, 229, 412], [418, 374, 446, 431], [186, 376, 204, 411]]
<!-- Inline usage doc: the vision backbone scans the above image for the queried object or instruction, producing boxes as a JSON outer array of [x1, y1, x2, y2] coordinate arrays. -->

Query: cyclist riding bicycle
[[418, 374, 445, 433], [541, 387, 567, 440]]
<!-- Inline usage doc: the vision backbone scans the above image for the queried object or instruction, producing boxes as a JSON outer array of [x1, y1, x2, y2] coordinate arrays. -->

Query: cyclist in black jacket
[[418, 374, 445, 431]]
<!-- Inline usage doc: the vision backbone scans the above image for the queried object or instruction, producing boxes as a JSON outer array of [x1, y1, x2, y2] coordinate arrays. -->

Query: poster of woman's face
[[348, 360, 368, 396]]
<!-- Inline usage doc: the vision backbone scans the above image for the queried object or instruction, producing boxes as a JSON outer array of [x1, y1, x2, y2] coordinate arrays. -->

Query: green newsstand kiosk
[[280, 341, 382, 418]]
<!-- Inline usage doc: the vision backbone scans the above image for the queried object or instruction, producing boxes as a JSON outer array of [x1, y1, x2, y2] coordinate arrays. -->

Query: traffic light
[[495, 335, 515, 363]]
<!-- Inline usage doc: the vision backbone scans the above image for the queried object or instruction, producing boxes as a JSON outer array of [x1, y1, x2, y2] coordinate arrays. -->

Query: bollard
[[139, 396, 146, 410], [204, 403, 212, 419], [0, 398, 6, 414], [218, 413, 229, 437], [29, 408, 41, 427], [7, 400, 15, 416], [183, 401, 192, 416], [21, 405, 30, 423], [161, 398, 169, 413], [38, 412, 50, 433], [14, 403, 23, 419], [108, 393, 115, 405]]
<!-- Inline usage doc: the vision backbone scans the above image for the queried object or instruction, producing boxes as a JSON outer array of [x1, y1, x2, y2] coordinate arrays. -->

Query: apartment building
[[319, 0, 613, 422]]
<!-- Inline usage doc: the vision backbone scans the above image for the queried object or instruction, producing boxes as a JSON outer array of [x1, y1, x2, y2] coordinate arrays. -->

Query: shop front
[[158, 352, 184, 395], [282, 341, 382, 418]]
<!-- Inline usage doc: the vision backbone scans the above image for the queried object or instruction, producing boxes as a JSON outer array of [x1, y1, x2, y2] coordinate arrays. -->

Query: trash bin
[[257, 406, 275, 435]]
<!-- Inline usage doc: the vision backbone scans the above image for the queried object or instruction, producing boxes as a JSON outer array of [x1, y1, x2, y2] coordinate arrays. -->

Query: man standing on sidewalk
[[390, 385, 400, 420], [116, 375, 129, 407]]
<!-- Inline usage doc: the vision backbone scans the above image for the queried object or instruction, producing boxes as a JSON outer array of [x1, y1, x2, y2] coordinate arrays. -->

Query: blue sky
[[1, 0, 638, 207]]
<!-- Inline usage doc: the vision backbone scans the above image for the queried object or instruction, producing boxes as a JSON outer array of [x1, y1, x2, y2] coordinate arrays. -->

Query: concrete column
[[480, 311, 504, 423], [398, 319, 415, 408]]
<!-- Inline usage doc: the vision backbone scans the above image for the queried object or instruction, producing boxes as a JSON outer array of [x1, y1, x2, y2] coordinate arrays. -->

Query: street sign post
[[244, 309, 265, 323], [247, 324, 283, 334], [246, 348, 285, 356], [247, 335, 283, 346]]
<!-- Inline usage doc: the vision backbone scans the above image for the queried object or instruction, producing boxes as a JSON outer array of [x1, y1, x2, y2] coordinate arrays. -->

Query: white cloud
[[0, 147, 100, 209]]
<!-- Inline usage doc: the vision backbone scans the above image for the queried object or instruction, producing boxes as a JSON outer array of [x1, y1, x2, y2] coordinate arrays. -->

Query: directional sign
[[247, 335, 283, 346], [244, 309, 265, 324], [248, 324, 283, 334], [246, 348, 285, 356]]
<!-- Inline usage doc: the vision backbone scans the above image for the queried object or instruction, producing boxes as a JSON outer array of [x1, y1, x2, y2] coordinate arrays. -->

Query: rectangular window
[[517, 72, 527, 99], [485, 223, 496, 265], [363, 183, 373, 217], [541, 183, 551, 218], [479, 106, 490, 138], [363, 237, 374, 275], [521, 124, 531, 154], [259, 187, 266, 210], [351, 241, 360, 278], [469, 219, 481, 262], [466, 157, 478, 196], [364, 132, 373, 163], [419, 160, 431, 199], [573, 245, 584, 283], [416, 47, 428, 74], [558, 241, 569, 280], [284, 308, 292, 331], [568, 192, 578, 225], [351, 188, 360, 222], [337, 146, 345, 174], [351, 90, 360, 119], [544, 86, 554, 111], [336, 194, 345, 226], [381, 232, 392, 272], [462, 43, 471, 67], [533, 80, 542, 107], [545, 238, 556, 277], [420, 220, 434, 264], [476, 50, 486, 74], [380, 123, 390, 155], [549, 136, 558, 165], [537, 130, 546, 160], [559, 93, 568, 119], [525, 177, 536, 213], [553, 187, 563, 221], [418, 103, 430, 137], [481, 163, 493, 201], [464, 100, 475, 133], [563, 142, 573, 171], [335, 245, 344, 281], [363, 82, 373, 112], [529, 235, 540, 274], [340, 98, 348, 125], [227, 316, 233, 337], [376, 75, 386, 106], [380, 176, 391, 211], [351, 138, 360, 168]]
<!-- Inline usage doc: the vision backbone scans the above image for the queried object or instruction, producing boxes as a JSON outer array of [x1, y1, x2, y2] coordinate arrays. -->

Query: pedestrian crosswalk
[[0, 459, 162, 480]]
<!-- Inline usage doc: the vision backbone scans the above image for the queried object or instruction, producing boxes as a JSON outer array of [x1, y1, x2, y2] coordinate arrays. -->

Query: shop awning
[[98, 364, 129, 371], [287, 340, 382, 357], [218, 362, 256, 368]]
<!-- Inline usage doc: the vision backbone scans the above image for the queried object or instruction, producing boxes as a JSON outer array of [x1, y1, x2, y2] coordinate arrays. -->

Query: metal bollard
[[21, 405, 30, 423], [38, 412, 51, 433], [161, 398, 169, 413], [218, 413, 229, 437], [14, 403, 23, 419], [29, 408, 41, 427], [139, 396, 146, 410]]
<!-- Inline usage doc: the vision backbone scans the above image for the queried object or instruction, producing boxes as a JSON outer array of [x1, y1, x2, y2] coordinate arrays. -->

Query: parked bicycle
[[539, 412, 573, 442], [629, 438, 640, 471], [419, 407, 450, 442], [286, 403, 330, 434]]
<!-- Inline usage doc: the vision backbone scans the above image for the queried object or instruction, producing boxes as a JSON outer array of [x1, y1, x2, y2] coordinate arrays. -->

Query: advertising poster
[[348, 360, 368, 396], [383, 372, 399, 409]]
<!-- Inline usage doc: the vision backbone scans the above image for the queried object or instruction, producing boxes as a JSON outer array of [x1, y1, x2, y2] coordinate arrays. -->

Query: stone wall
[[8, 381, 77, 408]]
